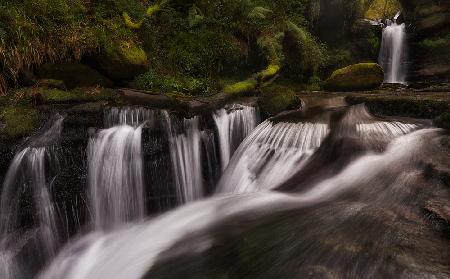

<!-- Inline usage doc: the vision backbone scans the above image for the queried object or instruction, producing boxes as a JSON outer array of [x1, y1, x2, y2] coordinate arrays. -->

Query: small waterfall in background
[[213, 104, 260, 170], [0, 115, 64, 278], [379, 12, 408, 84], [163, 113, 203, 204]]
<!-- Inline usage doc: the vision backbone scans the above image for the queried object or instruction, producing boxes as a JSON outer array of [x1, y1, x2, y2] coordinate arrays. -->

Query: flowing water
[[1, 100, 449, 279], [0, 115, 64, 278], [213, 104, 260, 170], [379, 13, 408, 84]]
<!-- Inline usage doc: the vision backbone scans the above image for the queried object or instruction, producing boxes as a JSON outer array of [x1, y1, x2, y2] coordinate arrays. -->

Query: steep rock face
[[399, 0, 450, 82]]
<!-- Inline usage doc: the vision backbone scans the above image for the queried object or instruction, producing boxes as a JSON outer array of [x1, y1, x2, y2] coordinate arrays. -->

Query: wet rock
[[323, 63, 384, 92], [37, 62, 113, 88]]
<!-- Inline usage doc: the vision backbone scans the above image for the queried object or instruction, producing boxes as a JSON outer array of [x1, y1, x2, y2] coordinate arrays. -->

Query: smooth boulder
[[95, 41, 149, 81], [324, 63, 384, 92]]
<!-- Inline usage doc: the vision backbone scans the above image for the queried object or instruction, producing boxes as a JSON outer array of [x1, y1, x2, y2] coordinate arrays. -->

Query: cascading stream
[[87, 125, 145, 231], [379, 12, 407, 84], [213, 104, 260, 170], [216, 120, 329, 193], [39, 127, 442, 279], [0, 115, 64, 278], [163, 113, 203, 204]]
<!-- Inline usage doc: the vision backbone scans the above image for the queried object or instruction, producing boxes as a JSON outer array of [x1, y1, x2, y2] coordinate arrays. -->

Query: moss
[[324, 63, 384, 92], [365, 0, 401, 20], [131, 70, 216, 96], [123, 12, 143, 29], [0, 106, 38, 138], [98, 41, 149, 80], [223, 79, 258, 96], [39, 88, 116, 104], [418, 35, 450, 50], [259, 85, 300, 115]]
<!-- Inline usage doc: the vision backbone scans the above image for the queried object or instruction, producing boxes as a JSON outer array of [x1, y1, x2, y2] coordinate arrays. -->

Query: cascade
[[39, 127, 442, 279], [213, 104, 260, 170], [0, 115, 64, 278], [163, 113, 203, 204], [379, 12, 408, 84], [87, 125, 145, 231], [216, 120, 329, 193]]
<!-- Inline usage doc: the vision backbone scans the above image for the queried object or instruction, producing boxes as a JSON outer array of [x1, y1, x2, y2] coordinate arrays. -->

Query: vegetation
[[365, 0, 401, 20], [0, 0, 383, 97]]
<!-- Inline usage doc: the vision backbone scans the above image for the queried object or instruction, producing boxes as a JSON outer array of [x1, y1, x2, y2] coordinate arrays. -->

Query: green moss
[[131, 70, 216, 96], [1, 106, 38, 138], [223, 79, 258, 96], [39, 88, 116, 104], [259, 85, 300, 115], [324, 63, 384, 92], [418, 35, 450, 50], [99, 41, 149, 80]]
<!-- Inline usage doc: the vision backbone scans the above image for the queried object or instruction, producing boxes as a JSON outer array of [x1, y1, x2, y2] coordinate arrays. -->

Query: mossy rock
[[0, 106, 38, 138], [38, 88, 116, 104], [259, 85, 300, 116], [37, 63, 113, 89], [96, 41, 149, 81], [324, 63, 384, 92]]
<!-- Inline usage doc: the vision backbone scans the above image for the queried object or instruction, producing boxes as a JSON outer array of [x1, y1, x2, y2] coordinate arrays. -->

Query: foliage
[[365, 0, 401, 20], [132, 70, 216, 96], [418, 35, 450, 50]]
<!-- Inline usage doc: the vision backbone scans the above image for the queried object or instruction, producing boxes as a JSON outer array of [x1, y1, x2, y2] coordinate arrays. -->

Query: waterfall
[[39, 127, 441, 279], [379, 14, 407, 84], [87, 125, 145, 231], [88, 108, 150, 231], [213, 104, 259, 170], [216, 120, 329, 193], [0, 116, 64, 277], [163, 113, 203, 204]]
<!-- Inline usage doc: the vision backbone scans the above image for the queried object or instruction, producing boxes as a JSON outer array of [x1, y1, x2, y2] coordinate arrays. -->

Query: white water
[[87, 125, 145, 231], [213, 104, 259, 170], [104, 107, 155, 128], [216, 120, 329, 193], [379, 18, 407, 84], [163, 113, 204, 203], [0, 116, 64, 278], [39, 128, 438, 279]]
